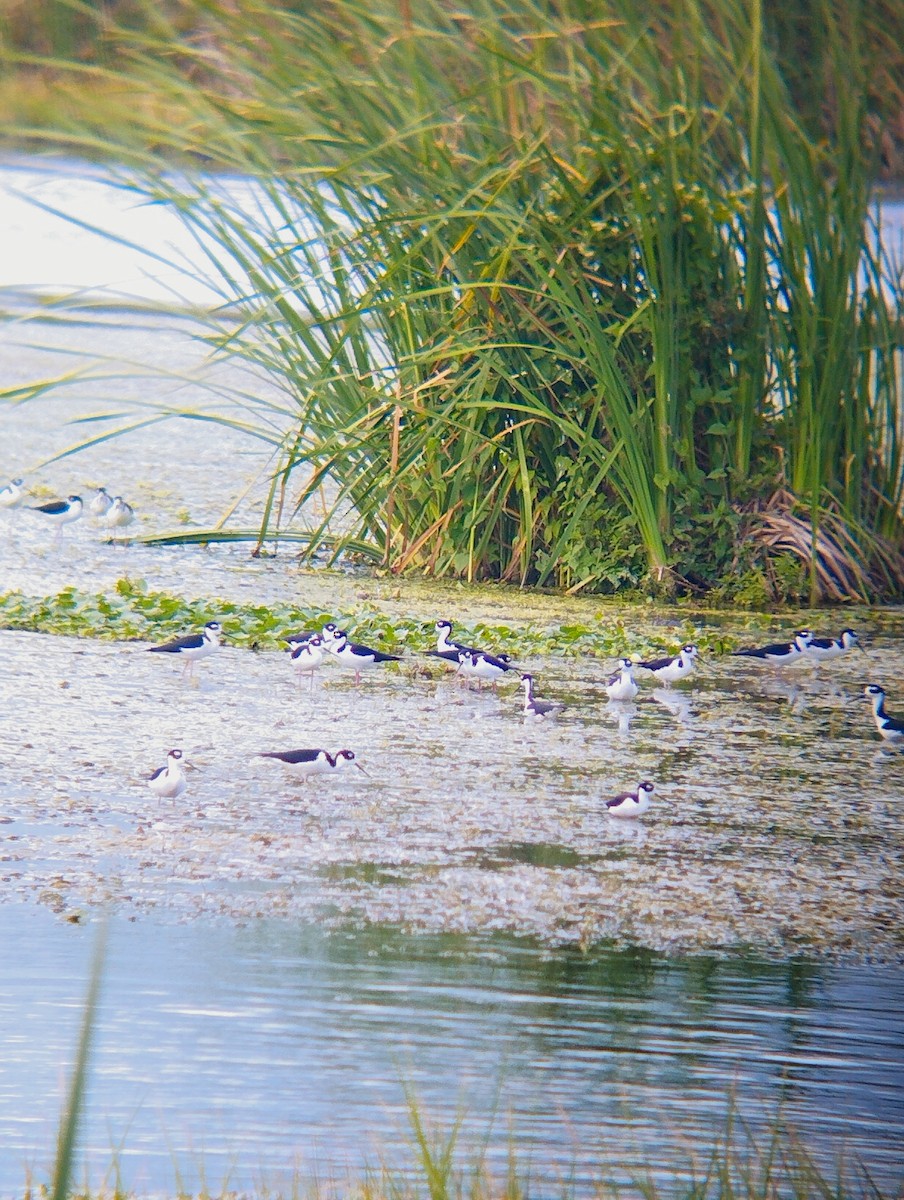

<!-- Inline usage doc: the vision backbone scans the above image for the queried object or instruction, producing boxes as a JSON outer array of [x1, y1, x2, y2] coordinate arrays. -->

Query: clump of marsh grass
[[7, 0, 904, 601], [33, 1085, 900, 1200]]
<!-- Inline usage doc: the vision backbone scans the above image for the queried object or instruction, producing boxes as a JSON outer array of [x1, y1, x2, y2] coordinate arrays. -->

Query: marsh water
[[1, 159, 903, 1194], [3, 907, 904, 1195]]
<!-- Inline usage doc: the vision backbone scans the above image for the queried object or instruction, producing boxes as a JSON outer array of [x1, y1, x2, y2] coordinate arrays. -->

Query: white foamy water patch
[[0, 156, 230, 307]]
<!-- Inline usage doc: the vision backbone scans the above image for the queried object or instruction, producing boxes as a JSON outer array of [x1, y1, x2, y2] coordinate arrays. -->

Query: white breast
[[606, 671, 637, 701]]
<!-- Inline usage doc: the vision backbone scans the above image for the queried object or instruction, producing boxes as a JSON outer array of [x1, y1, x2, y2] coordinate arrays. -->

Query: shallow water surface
[[0, 623, 902, 958], [2, 907, 903, 1196]]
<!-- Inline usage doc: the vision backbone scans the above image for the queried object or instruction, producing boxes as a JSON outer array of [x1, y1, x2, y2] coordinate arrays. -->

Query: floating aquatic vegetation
[[0, 575, 727, 658]]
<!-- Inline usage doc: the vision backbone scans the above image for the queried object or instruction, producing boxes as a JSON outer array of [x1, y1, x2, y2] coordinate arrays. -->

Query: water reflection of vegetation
[[232, 922, 825, 1010], [44, 924, 899, 1198], [484, 842, 589, 870]]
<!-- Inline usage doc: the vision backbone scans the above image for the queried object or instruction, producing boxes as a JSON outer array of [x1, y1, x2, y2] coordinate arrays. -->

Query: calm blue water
[[1, 906, 902, 1196]]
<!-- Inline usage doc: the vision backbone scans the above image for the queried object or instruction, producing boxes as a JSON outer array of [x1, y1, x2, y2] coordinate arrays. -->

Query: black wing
[[808, 637, 833, 650], [480, 651, 513, 671], [731, 641, 790, 658], [349, 640, 402, 662], [290, 642, 320, 659], [431, 639, 478, 657], [606, 791, 634, 809], [32, 500, 68, 515], [451, 639, 478, 655], [258, 748, 323, 764], [147, 632, 204, 654], [638, 654, 673, 671], [148, 765, 166, 781], [284, 630, 318, 645]]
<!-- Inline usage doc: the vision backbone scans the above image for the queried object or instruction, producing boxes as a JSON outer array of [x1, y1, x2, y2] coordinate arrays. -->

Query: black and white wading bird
[[804, 629, 863, 663], [0, 478, 25, 510], [519, 673, 561, 718], [426, 619, 479, 665], [863, 685, 904, 745], [327, 630, 402, 685], [605, 658, 639, 702], [458, 649, 516, 691], [257, 747, 368, 779], [147, 748, 188, 799], [147, 620, 223, 678], [284, 620, 338, 647], [29, 494, 83, 540], [638, 643, 699, 686], [104, 495, 135, 533], [290, 635, 326, 690], [429, 621, 519, 689], [605, 780, 655, 819], [88, 487, 114, 518], [730, 629, 813, 666]]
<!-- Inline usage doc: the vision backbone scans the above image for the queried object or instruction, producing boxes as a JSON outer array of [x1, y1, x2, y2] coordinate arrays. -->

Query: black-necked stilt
[[605, 658, 638, 702], [731, 629, 812, 665], [147, 620, 223, 677], [0, 478, 25, 510], [290, 635, 326, 690], [458, 649, 516, 690], [29, 494, 83, 540], [605, 780, 655, 819], [863, 685, 904, 744], [519, 673, 561, 718], [104, 496, 135, 532], [88, 487, 114, 518], [327, 630, 402, 685], [426, 618, 478, 665], [257, 747, 368, 778], [638, 643, 698, 685], [147, 748, 188, 799], [285, 620, 338, 647], [804, 629, 863, 663]]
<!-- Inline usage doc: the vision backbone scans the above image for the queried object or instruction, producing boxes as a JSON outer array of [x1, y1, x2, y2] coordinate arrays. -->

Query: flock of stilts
[[3, 475, 900, 819], [141, 615, 903, 821], [0, 479, 135, 537]]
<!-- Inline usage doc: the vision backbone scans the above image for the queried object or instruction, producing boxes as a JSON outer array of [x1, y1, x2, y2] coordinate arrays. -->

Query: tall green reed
[[50, 919, 106, 1200]]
